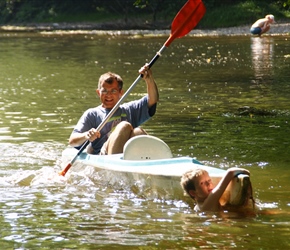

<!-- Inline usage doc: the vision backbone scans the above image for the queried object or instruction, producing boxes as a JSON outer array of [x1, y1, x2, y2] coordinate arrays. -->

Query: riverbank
[[1, 22, 290, 36]]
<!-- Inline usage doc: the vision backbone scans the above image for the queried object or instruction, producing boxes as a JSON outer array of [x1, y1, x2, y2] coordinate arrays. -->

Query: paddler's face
[[97, 79, 123, 109]]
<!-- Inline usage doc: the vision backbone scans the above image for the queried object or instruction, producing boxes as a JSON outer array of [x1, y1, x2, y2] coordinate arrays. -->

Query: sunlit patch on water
[[257, 161, 269, 168], [256, 201, 279, 210]]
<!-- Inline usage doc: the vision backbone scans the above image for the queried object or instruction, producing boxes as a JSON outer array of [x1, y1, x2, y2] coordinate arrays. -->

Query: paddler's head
[[96, 72, 124, 109]]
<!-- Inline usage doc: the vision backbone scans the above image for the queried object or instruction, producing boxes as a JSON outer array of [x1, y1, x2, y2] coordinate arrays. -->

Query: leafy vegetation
[[0, 0, 289, 29]]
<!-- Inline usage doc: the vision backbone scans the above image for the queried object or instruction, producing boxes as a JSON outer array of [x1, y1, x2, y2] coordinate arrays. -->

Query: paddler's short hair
[[98, 72, 123, 90], [180, 168, 208, 197]]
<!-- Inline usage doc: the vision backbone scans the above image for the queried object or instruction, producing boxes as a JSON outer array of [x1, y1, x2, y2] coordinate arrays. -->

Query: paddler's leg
[[103, 121, 148, 154], [105, 121, 133, 154], [130, 127, 148, 138]]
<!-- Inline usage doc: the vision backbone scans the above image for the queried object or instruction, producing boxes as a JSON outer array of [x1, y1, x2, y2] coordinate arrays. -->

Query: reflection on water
[[0, 32, 290, 249], [251, 36, 274, 83]]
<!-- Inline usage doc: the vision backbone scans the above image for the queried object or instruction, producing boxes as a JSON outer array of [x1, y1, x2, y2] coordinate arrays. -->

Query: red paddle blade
[[165, 0, 206, 47]]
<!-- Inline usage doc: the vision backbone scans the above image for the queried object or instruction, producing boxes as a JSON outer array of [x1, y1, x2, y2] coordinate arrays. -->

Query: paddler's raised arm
[[139, 63, 159, 108]]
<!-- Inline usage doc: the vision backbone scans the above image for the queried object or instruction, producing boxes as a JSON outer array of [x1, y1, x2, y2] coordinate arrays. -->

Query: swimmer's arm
[[202, 168, 250, 211]]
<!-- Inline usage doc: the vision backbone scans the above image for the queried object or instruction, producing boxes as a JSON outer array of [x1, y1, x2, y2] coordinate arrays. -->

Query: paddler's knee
[[115, 121, 133, 132], [131, 127, 148, 137], [114, 121, 147, 137]]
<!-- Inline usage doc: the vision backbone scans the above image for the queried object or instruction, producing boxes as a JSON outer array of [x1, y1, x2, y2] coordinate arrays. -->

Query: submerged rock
[[236, 106, 286, 116]]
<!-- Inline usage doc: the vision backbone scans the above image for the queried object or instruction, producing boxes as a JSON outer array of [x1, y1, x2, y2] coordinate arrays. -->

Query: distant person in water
[[180, 167, 250, 212], [250, 14, 275, 36]]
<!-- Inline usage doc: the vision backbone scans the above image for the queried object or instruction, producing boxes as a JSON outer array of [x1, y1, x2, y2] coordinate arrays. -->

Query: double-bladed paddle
[[59, 0, 206, 176]]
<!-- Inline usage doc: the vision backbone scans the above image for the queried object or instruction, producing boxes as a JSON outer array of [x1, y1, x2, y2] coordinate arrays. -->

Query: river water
[[0, 31, 289, 249]]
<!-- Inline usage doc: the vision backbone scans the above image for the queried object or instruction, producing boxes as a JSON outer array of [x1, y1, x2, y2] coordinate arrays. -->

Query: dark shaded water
[[0, 31, 290, 249]]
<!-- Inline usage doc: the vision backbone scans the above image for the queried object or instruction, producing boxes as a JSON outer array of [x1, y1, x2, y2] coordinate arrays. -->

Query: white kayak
[[61, 135, 254, 209]]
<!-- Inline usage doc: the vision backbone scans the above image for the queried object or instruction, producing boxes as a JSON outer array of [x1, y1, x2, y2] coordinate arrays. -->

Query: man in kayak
[[250, 14, 275, 37], [180, 167, 251, 212], [68, 63, 159, 155]]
